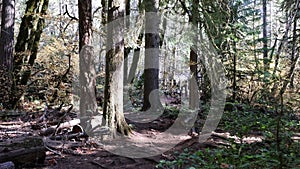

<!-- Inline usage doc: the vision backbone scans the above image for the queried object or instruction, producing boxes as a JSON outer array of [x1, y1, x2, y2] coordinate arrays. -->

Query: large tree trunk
[[0, 0, 15, 109], [9, 0, 49, 109], [78, 0, 97, 131], [0, 0, 14, 71], [103, 0, 131, 137], [142, 0, 161, 111]]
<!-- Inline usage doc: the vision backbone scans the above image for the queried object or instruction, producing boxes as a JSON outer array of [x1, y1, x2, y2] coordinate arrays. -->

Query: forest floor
[[1, 101, 298, 169], [0, 105, 233, 169], [47, 117, 200, 169]]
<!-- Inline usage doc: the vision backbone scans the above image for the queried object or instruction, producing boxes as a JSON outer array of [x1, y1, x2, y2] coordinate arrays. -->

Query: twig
[[91, 160, 109, 169], [63, 5, 78, 21], [45, 145, 62, 156]]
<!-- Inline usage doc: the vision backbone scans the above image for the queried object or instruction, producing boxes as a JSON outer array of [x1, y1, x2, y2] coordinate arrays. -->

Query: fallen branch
[[40, 119, 80, 136]]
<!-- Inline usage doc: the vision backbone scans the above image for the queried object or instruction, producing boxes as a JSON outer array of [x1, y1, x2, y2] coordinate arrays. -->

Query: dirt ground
[[1, 109, 217, 169], [45, 117, 208, 169]]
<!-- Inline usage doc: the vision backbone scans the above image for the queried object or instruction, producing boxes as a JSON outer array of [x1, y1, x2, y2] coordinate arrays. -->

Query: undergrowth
[[156, 103, 300, 169]]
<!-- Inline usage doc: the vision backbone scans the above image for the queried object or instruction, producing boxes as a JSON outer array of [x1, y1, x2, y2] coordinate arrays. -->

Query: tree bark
[[103, 0, 131, 137], [189, 0, 199, 109], [127, 33, 143, 83], [142, 0, 161, 111], [78, 0, 97, 131], [123, 0, 130, 84], [262, 0, 268, 79], [0, 0, 15, 71], [0, 0, 15, 109], [9, 0, 49, 109]]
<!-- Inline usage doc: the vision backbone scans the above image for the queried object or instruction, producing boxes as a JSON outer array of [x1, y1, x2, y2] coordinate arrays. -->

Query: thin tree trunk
[[127, 33, 143, 83], [123, 0, 130, 84], [262, 0, 268, 79], [189, 0, 199, 109], [271, 0, 300, 93], [279, 18, 299, 96], [127, 0, 143, 84]]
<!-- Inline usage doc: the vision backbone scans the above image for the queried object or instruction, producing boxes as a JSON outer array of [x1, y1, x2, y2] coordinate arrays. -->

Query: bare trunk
[[142, 0, 161, 111], [0, 0, 15, 109], [103, 0, 131, 137], [262, 0, 268, 79], [189, 0, 199, 109], [0, 0, 15, 71], [78, 0, 97, 130]]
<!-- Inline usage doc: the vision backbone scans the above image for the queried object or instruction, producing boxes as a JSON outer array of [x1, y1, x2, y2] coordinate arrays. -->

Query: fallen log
[[0, 137, 45, 167], [40, 119, 80, 136]]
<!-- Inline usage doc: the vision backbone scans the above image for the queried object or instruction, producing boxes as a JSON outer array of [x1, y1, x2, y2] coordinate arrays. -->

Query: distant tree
[[142, 0, 161, 111], [123, 0, 130, 84], [0, 0, 15, 108], [262, 0, 268, 82], [127, 0, 143, 84], [103, 0, 131, 136]]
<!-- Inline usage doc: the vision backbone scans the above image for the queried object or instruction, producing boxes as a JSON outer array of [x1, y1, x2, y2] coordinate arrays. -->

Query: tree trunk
[[123, 0, 131, 84], [127, 0, 143, 84], [189, 0, 199, 109], [9, 0, 49, 109], [0, 0, 15, 109], [78, 0, 97, 131], [103, 0, 131, 137], [262, 0, 268, 82], [127, 33, 143, 83], [0, 0, 14, 71], [78, 0, 92, 50], [142, 0, 161, 111]]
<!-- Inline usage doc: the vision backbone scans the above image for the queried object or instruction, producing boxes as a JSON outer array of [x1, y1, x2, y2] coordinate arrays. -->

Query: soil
[[0, 108, 219, 169], [45, 117, 207, 169]]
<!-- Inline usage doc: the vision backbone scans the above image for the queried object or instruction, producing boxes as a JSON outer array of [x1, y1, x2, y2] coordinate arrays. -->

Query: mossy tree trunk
[[9, 0, 49, 109], [103, 0, 131, 137], [0, 0, 15, 109]]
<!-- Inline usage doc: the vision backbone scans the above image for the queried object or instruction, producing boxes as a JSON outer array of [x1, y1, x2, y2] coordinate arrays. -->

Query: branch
[[93, 7, 102, 17], [178, 0, 191, 20], [63, 5, 78, 21]]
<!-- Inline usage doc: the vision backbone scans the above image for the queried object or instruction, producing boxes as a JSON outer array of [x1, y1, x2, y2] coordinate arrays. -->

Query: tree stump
[[0, 137, 45, 167]]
